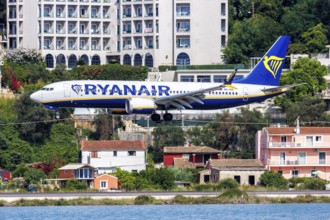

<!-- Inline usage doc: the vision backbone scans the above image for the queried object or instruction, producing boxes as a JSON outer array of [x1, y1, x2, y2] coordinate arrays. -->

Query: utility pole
[[0, 60, 3, 94]]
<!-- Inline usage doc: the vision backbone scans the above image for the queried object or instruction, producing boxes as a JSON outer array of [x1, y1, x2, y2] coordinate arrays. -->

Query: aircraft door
[[64, 83, 71, 97], [243, 87, 248, 101]]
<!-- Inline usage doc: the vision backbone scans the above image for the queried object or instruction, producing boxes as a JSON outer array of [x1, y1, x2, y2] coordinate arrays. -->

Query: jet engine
[[125, 98, 157, 114]]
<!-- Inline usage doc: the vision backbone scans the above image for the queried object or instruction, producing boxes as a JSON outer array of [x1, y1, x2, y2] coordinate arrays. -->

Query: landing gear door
[[64, 83, 71, 97], [243, 87, 248, 101]]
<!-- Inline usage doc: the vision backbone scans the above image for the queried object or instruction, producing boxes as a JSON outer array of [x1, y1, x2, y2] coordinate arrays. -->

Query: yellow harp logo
[[263, 56, 284, 78]]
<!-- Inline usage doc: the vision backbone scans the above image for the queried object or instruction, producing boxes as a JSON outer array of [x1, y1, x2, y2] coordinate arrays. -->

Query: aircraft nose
[[30, 92, 40, 103]]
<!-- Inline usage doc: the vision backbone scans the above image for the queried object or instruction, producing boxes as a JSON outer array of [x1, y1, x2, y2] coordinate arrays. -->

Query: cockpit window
[[40, 87, 54, 91]]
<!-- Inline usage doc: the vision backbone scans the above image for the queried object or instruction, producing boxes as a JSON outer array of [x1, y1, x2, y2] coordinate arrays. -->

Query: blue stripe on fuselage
[[43, 93, 279, 111]]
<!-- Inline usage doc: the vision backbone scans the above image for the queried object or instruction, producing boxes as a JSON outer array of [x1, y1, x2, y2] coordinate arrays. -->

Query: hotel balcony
[[268, 142, 330, 148], [269, 159, 328, 166]]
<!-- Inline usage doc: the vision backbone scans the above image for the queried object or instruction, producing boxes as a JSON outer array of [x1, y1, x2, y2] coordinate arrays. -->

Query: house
[[256, 126, 330, 180], [81, 140, 146, 173], [56, 163, 97, 188], [94, 174, 119, 191], [0, 169, 11, 181], [208, 159, 266, 185], [164, 146, 221, 168]]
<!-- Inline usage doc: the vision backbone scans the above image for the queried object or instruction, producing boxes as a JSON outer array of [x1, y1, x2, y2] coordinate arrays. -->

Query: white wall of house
[[81, 150, 146, 174]]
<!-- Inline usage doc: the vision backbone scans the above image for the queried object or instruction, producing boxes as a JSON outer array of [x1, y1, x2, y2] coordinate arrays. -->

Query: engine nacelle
[[125, 98, 157, 114]]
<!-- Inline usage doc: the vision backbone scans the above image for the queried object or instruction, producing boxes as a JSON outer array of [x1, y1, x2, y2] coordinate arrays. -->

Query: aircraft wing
[[155, 85, 221, 110], [261, 84, 306, 94]]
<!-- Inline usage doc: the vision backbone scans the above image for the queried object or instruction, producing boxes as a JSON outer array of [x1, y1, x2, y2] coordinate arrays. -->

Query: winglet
[[224, 69, 237, 85]]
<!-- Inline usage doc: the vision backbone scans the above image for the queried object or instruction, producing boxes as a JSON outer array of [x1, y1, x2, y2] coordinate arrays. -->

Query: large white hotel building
[[7, 0, 228, 68]]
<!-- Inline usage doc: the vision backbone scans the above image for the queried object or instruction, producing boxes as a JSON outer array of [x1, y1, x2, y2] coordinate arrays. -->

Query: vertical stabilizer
[[234, 36, 290, 86]]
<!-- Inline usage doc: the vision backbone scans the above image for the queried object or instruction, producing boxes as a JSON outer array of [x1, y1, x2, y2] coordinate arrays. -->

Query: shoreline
[[1, 191, 330, 206]]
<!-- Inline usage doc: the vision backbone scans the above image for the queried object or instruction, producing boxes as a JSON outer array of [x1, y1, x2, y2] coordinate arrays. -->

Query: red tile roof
[[266, 127, 330, 135], [173, 158, 195, 169], [209, 159, 264, 168], [81, 140, 145, 151], [164, 146, 220, 154]]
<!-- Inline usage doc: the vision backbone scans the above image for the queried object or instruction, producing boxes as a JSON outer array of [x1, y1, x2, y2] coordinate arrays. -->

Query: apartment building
[[256, 125, 330, 181], [7, 0, 227, 68]]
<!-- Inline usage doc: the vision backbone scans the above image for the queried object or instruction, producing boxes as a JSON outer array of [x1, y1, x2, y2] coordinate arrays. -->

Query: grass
[[2, 194, 330, 206]]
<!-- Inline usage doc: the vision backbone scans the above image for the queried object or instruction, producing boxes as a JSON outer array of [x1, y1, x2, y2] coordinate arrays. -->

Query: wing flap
[[155, 85, 221, 108]]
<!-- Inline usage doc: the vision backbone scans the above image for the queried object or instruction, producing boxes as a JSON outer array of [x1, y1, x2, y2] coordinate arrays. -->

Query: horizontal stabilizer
[[261, 83, 306, 94]]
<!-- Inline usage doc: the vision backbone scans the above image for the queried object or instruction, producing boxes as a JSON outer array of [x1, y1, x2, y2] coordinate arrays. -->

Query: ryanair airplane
[[31, 36, 297, 122]]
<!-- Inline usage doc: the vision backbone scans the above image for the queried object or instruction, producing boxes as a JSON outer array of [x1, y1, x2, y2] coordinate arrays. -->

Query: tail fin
[[234, 36, 290, 86]]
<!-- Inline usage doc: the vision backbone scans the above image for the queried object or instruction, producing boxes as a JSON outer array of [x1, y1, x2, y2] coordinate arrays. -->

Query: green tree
[[12, 164, 29, 178], [284, 95, 330, 126], [234, 108, 270, 158], [152, 125, 185, 148], [302, 23, 328, 53], [0, 125, 33, 170], [259, 171, 288, 189], [36, 122, 79, 164], [13, 92, 54, 144], [218, 178, 239, 190], [223, 15, 284, 64], [115, 168, 136, 191], [275, 57, 327, 108], [23, 167, 47, 185], [282, 0, 318, 40], [207, 111, 237, 150], [91, 114, 122, 140], [151, 167, 175, 190]]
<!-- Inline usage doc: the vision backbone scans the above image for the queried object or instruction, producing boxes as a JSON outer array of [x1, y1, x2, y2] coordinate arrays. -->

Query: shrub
[[218, 178, 239, 190], [290, 178, 327, 190], [172, 195, 194, 204], [193, 184, 218, 191], [65, 179, 88, 191], [134, 195, 155, 205], [259, 171, 288, 189], [220, 188, 248, 198]]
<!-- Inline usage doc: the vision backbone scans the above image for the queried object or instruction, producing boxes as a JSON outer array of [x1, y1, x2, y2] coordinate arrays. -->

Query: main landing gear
[[55, 111, 60, 119], [151, 112, 173, 122]]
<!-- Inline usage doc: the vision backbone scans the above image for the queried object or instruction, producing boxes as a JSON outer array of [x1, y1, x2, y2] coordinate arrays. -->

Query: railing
[[268, 142, 330, 148], [269, 160, 329, 166]]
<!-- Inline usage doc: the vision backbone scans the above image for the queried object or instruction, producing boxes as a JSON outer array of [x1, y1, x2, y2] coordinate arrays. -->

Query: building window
[[180, 75, 194, 82], [128, 151, 136, 156], [100, 180, 107, 189], [176, 53, 190, 66], [311, 169, 318, 178], [91, 151, 98, 158], [306, 136, 313, 146], [277, 170, 283, 175], [281, 136, 287, 142], [248, 175, 255, 185], [92, 55, 101, 65], [197, 75, 211, 83], [213, 75, 226, 83], [114, 151, 117, 157], [319, 152, 326, 164], [315, 136, 322, 142], [234, 175, 241, 184], [145, 53, 153, 68], [298, 152, 306, 165], [45, 54, 54, 68], [280, 152, 285, 165], [291, 169, 299, 178]]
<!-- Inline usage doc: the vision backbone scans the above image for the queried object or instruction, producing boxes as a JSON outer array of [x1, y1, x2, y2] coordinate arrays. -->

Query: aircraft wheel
[[55, 111, 60, 119], [151, 113, 161, 122], [163, 113, 173, 121]]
